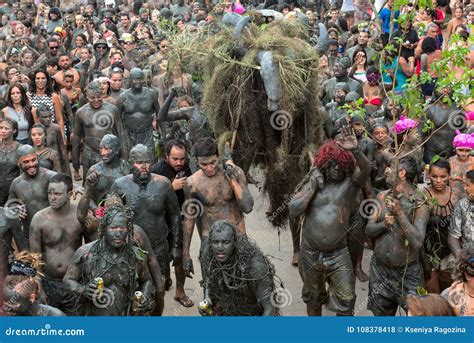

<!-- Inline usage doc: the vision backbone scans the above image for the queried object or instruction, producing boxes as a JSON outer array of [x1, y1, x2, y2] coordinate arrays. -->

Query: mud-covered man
[[289, 128, 370, 316], [64, 201, 155, 316], [200, 220, 278, 316], [366, 157, 429, 316], [29, 173, 89, 315], [182, 138, 254, 278]]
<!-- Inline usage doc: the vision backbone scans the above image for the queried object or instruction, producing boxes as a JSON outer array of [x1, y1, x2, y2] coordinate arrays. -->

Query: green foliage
[[340, 98, 366, 120], [416, 286, 428, 296], [430, 155, 440, 164]]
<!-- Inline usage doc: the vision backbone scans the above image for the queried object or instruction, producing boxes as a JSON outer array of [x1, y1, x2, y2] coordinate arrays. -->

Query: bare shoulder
[[187, 170, 203, 186], [151, 173, 171, 185]]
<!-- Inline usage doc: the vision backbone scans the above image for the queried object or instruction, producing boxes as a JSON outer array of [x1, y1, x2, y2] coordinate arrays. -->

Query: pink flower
[[394, 115, 418, 134], [95, 206, 105, 218]]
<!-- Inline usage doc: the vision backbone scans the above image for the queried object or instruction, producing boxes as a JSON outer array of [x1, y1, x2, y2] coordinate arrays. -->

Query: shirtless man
[[289, 128, 370, 316], [72, 81, 125, 181], [86, 134, 129, 206], [117, 68, 160, 158], [7, 145, 56, 241], [29, 173, 88, 316], [182, 138, 254, 278], [366, 157, 429, 316], [111, 144, 182, 304], [54, 53, 81, 88]]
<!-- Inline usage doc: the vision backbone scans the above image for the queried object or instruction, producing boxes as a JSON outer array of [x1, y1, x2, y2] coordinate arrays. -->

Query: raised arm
[[224, 161, 253, 214], [289, 168, 322, 219], [337, 127, 370, 187]]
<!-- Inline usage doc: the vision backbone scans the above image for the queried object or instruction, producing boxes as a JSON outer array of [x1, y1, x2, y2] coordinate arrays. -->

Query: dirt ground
[[161, 178, 375, 317]]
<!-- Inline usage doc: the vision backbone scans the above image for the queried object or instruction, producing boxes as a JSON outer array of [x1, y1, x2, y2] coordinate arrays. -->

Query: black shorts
[[41, 276, 79, 316], [299, 244, 356, 315], [367, 255, 424, 316]]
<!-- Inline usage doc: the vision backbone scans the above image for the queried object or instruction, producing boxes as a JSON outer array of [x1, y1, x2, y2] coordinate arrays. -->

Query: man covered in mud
[[199, 220, 278, 316], [182, 138, 254, 278], [366, 157, 429, 316], [111, 144, 182, 295], [86, 134, 129, 206], [117, 68, 160, 158], [29, 173, 88, 315], [72, 81, 124, 181], [63, 200, 155, 316], [8, 145, 56, 241], [289, 128, 370, 316]]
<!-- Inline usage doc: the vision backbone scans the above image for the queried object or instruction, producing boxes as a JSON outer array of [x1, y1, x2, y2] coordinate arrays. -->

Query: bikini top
[[364, 97, 383, 107]]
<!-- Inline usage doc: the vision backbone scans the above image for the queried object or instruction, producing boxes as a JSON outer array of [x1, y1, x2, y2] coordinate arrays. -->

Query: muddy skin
[[76, 179, 166, 315], [117, 68, 160, 159], [200, 220, 278, 316], [38, 108, 70, 175], [366, 158, 430, 316], [72, 81, 125, 182], [111, 144, 181, 313], [29, 179, 87, 315], [321, 59, 363, 104], [423, 102, 458, 164], [289, 129, 370, 316], [85, 134, 130, 205], [64, 206, 155, 316], [0, 119, 21, 206], [182, 154, 254, 279], [8, 145, 56, 241]]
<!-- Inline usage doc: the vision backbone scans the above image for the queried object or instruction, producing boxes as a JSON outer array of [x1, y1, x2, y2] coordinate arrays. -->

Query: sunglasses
[[49, 46, 58, 50], [96, 45, 107, 50], [65, 10, 74, 14]]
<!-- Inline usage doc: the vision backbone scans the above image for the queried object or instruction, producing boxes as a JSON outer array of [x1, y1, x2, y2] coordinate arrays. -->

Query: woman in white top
[[1, 83, 37, 144]]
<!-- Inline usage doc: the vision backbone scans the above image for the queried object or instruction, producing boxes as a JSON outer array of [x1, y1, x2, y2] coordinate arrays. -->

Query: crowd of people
[[0, 0, 473, 317]]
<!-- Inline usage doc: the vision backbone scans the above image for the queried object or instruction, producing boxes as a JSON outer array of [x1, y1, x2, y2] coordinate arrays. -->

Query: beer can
[[95, 277, 104, 297], [133, 291, 143, 312], [198, 300, 213, 316]]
